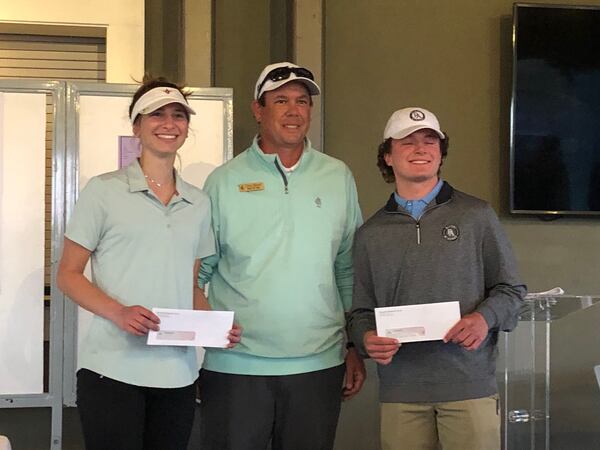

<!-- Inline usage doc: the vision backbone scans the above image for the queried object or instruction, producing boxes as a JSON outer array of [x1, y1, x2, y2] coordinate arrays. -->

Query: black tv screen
[[511, 3, 600, 215]]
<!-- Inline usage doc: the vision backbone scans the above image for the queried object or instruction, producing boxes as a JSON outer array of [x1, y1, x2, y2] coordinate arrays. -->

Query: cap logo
[[164, 88, 171, 94], [442, 225, 459, 241], [409, 110, 425, 121]]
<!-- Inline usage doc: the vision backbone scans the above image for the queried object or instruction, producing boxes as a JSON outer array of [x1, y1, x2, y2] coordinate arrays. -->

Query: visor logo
[[442, 225, 459, 241], [409, 110, 425, 121]]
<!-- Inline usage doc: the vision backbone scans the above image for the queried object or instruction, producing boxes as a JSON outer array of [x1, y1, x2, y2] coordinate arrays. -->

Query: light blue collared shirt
[[65, 159, 215, 388], [394, 179, 443, 220]]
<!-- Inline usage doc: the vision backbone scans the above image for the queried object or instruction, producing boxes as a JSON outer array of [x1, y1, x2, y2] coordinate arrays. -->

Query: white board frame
[[0, 80, 67, 450]]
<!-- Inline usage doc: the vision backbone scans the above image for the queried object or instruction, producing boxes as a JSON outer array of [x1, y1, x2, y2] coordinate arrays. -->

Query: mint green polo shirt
[[65, 159, 215, 388], [199, 138, 363, 375]]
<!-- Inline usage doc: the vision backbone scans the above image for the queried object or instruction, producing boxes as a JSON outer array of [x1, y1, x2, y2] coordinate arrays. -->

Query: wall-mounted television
[[511, 3, 600, 216]]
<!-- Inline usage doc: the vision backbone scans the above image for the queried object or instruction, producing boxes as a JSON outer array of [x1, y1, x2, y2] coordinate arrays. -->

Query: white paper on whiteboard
[[0, 92, 4, 295], [0, 92, 46, 394]]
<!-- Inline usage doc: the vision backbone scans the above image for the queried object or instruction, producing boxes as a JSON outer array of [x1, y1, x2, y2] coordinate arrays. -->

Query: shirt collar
[[394, 179, 444, 208], [126, 159, 148, 192], [251, 135, 312, 170], [126, 159, 195, 203]]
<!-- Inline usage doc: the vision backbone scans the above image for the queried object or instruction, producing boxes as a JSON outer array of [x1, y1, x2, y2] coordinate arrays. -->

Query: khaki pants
[[381, 395, 500, 450]]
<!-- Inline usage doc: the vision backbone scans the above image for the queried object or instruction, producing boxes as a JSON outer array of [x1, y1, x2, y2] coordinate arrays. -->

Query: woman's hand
[[226, 322, 242, 348], [112, 305, 161, 336]]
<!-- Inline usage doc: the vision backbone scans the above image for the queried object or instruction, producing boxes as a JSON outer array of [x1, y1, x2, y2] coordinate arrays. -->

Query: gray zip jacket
[[348, 182, 526, 402]]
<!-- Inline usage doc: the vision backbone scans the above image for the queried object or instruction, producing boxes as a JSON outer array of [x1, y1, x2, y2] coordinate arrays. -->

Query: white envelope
[[147, 308, 234, 348], [375, 301, 461, 343]]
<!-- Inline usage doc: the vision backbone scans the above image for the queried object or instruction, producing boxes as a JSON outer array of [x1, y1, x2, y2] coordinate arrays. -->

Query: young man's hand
[[444, 312, 489, 351]]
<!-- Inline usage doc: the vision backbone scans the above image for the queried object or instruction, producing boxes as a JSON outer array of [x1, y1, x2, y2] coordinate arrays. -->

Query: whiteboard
[[71, 86, 232, 387], [0, 92, 46, 394]]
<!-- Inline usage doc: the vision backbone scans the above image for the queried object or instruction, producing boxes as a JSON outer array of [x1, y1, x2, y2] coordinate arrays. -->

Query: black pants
[[76, 368, 196, 450], [199, 364, 345, 450]]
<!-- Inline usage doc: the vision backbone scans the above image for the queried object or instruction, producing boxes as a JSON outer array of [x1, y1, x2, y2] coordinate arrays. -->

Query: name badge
[[239, 182, 265, 192]]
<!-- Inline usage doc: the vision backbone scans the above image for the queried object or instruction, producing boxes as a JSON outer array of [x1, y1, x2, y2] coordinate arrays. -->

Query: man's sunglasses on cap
[[257, 66, 315, 96]]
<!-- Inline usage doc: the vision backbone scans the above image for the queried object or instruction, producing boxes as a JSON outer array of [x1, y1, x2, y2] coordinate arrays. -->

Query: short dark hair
[[376, 133, 450, 183], [129, 74, 191, 124]]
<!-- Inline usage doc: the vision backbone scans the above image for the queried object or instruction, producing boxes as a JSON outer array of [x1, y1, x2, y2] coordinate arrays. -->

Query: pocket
[[490, 393, 500, 415]]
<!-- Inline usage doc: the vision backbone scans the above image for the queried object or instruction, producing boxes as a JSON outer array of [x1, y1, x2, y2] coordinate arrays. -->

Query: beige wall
[[0, 0, 144, 82], [294, 0, 323, 149], [324, 0, 600, 294], [192, 0, 322, 153], [213, 0, 271, 154], [184, 0, 212, 86]]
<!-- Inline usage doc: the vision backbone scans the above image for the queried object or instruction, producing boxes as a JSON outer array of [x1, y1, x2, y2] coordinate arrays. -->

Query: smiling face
[[251, 81, 312, 154], [133, 103, 189, 158], [384, 129, 442, 185]]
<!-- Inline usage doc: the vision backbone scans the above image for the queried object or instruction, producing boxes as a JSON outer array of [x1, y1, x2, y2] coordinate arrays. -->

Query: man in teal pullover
[[198, 62, 366, 450]]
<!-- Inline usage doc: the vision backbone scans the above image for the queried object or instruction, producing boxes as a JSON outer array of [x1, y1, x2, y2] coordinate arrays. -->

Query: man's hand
[[226, 323, 242, 348], [363, 330, 401, 365], [444, 312, 489, 351], [112, 305, 160, 336], [342, 347, 366, 400]]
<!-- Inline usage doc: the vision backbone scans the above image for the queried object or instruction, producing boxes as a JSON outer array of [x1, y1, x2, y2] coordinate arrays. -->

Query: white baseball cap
[[130, 86, 196, 124], [254, 62, 321, 100], [383, 107, 445, 140]]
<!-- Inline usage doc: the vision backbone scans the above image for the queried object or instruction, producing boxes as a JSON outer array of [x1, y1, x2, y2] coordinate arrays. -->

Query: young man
[[349, 107, 526, 450], [198, 62, 366, 450]]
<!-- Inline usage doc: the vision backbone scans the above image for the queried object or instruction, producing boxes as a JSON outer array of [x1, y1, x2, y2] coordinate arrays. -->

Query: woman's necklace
[[144, 174, 172, 188]]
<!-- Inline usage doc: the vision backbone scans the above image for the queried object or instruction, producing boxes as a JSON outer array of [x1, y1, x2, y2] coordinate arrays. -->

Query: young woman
[[57, 76, 240, 450]]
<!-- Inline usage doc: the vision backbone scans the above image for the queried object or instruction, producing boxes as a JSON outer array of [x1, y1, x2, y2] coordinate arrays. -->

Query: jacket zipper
[[389, 201, 448, 245], [386, 185, 454, 245], [274, 160, 289, 194], [413, 201, 450, 244]]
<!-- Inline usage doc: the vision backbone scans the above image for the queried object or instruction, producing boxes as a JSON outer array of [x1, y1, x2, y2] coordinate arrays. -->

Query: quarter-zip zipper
[[274, 159, 289, 194], [387, 200, 449, 245]]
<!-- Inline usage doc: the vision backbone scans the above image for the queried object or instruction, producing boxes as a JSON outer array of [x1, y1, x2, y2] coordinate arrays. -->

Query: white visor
[[130, 86, 196, 124]]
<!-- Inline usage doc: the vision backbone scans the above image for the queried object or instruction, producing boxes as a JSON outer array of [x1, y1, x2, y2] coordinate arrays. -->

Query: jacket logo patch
[[315, 197, 322, 208], [442, 225, 459, 241], [239, 182, 264, 192]]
